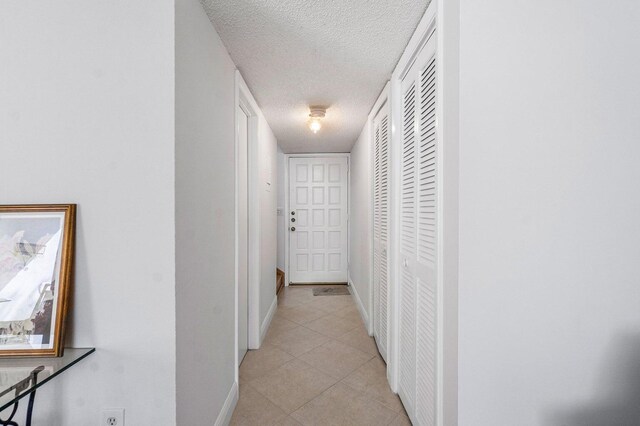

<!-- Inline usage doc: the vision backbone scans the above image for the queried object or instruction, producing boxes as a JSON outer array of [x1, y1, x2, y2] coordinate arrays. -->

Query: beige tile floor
[[231, 285, 412, 426]]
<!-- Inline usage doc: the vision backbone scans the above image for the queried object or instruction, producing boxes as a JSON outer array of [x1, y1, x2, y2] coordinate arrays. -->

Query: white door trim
[[236, 103, 250, 365], [436, 0, 460, 423], [234, 71, 262, 385], [284, 153, 350, 287]]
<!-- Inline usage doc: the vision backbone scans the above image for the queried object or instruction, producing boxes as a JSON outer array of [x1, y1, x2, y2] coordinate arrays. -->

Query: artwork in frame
[[0, 205, 75, 357]]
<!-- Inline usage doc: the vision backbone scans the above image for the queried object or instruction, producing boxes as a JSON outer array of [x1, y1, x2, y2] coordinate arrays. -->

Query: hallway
[[231, 285, 411, 425]]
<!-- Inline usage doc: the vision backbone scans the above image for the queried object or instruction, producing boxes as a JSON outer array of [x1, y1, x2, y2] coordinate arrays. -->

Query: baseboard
[[215, 381, 238, 426], [348, 275, 372, 335], [260, 295, 278, 345]]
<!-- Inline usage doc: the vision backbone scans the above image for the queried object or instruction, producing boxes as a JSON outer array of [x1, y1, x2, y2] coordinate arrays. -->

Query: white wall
[[1, 1, 276, 424], [0, 2, 176, 425], [258, 110, 278, 332], [175, 0, 238, 422], [349, 124, 372, 327], [176, 7, 277, 419], [276, 146, 286, 272], [458, 1, 640, 425], [176, 0, 278, 419]]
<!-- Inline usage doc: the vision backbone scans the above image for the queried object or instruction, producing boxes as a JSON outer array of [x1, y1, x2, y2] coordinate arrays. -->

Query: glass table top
[[0, 348, 95, 412]]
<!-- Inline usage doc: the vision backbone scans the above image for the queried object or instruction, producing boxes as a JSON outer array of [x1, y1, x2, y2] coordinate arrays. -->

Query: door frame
[[234, 71, 261, 383], [284, 153, 350, 287]]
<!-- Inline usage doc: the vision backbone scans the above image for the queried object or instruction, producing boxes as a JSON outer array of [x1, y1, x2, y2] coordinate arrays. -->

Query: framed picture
[[0, 205, 76, 357]]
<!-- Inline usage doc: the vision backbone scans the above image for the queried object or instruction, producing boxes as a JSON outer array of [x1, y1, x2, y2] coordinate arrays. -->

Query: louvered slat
[[416, 277, 437, 425], [380, 116, 389, 245], [399, 82, 418, 407], [417, 57, 437, 267], [400, 84, 416, 257], [373, 123, 381, 340], [415, 54, 437, 426], [373, 103, 390, 360], [378, 114, 389, 357], [399, 268, 416, 409]]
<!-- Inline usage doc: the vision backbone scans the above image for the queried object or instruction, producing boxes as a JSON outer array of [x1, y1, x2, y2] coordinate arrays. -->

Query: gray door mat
[[289, 282, 348, 286], [313, 287, 351, 296]]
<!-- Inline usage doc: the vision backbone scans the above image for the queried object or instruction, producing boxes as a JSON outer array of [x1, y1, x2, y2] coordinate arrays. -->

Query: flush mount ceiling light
[[308, 106, 326, 134]]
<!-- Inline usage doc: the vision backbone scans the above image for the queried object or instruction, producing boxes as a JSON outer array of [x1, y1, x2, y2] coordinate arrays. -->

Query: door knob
[[291, 227, 296, 231], [403, 258, 409, 268], [291, 211, 295, 215], [291, 218, 296, 222]]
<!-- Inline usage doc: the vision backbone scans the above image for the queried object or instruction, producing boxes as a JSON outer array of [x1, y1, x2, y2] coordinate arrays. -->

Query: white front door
[[289, 157, 348, 283], [237, 105, 249, 364]]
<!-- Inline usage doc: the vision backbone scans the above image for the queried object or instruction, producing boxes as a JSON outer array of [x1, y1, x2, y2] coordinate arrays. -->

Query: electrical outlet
[[101, 409, 124, 426]]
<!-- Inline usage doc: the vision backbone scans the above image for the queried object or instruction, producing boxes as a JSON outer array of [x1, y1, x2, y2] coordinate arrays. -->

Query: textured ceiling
[[201, 0, 429, 153]]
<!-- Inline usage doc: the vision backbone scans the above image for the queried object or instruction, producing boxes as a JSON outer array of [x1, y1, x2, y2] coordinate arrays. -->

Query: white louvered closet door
[[397, 27, 438, 426], [373, 101, 390, 362]]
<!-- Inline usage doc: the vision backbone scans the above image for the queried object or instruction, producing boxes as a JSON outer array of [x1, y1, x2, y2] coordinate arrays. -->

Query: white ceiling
[[201, 0, 430, 153]]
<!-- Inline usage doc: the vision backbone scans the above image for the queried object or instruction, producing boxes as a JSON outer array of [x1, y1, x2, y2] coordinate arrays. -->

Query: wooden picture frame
[[0, 204, 75, 357]]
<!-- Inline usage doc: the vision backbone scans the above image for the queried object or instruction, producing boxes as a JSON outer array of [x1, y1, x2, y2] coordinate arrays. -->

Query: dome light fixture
[[308, 106, 326, 134]]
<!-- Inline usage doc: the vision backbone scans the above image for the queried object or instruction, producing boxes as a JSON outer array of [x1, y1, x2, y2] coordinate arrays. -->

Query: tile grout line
[[238, 287, 402, 425]]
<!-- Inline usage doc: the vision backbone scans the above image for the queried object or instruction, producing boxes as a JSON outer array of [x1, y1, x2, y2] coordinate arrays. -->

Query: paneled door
[[373, 101, 390, 362], [397, 24, 438, 426], [289, 157, 348, 283]]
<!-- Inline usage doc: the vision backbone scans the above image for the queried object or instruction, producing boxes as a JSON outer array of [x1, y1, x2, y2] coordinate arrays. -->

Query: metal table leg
[[0, 367, 41, 426]]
